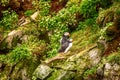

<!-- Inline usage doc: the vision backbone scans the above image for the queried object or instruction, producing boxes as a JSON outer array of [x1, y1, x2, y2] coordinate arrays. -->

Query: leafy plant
[[116, 8, 120, 15], [46, 31, 62, 58], [0, 44, 32, 65], [83, 66, 97, 78], [0, 0, 9, 6], [76, 17, 98, 30], [39, 8, 76, 31], [79, 0, 98, 18], [114, 0, 120, 2], [24, 10, 35, 16], [107, 51, 120, 64], [0, 10, 18, 31], [9, 45, 32, 64], [32, 0, 51, 16], [98, 0, 112, 8], [99, 22, 114, 41]]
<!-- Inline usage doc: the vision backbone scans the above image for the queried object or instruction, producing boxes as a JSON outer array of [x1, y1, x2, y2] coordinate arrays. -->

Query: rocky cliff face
[[32, 2, 120, 79], [33, 42, 120, 80], [0, 0, 120, 80]]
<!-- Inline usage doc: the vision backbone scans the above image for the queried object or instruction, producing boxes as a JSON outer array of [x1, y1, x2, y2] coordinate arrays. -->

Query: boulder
[[88, 48, 102, 66], [18, 11, 39, 26], [103, 63, 120, 80], [33, 64, 52, 79], [113, 63, 120, 71], [47, 70, 75, 80], [6, 30, 23, 48], [30, 11, 39, 21], [0, 30, 26, 51]]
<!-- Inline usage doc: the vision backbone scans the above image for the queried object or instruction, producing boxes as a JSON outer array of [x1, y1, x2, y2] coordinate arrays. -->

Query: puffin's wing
[[58, 42, 69, 53]]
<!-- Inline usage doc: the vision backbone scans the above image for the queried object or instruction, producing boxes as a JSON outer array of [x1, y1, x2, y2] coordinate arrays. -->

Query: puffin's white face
[[64, 32, 70, 36]]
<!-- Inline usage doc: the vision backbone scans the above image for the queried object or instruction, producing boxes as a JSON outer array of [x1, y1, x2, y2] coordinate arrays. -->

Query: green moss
[[0, 10, 18, 30], [83, 66, 97, 78], [79, 0, 98, 18], [107, 52, 120, 64], [0, 40, 8, 50], [116, 7, 120, 15], [47, 70, 75, 80], [0, 0, 9, 6], [25, 58, 41, 78], [24, 10, 36, 17], [7, 44, 32, 65]]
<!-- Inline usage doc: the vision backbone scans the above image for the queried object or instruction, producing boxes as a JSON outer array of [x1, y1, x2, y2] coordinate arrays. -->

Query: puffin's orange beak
[[68, 33, 70, 36]]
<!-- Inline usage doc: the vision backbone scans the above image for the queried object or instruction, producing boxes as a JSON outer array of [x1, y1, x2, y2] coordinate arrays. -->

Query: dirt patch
[[104, 35, 120, 55], [50, 0, 68, 14], [0, 0, 33, 19]]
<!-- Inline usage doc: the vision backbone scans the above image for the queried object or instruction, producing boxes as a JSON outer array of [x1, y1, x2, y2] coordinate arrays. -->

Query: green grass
[[70, 27, 100, 54]]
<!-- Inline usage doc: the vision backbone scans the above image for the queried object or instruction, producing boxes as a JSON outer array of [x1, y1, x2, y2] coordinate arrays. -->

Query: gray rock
[[88, 48, 102, 66], [6, 30, 23, 48], [30, 11, 39, 21], [47, 70, 75, 80], [97, 67, 104, 76], [33, 64, 52, 79], [113, 63, 120, 71], [105, 63, 112, 71], [0, 30, 23, 50], [20, 35, 28, 43]]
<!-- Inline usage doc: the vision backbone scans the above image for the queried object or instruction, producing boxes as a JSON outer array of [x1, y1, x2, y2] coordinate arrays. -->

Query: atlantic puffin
[[58, 32, 73, 53]]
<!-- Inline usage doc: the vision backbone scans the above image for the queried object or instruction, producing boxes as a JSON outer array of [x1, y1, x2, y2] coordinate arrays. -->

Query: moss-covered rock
[[0, 55, 40, 80], [88, 48, 102, 66], [0, 30, 23, 50], [48, 70, 75, 80], [33, 64, 53, 79], [96, 3, 120, 27]]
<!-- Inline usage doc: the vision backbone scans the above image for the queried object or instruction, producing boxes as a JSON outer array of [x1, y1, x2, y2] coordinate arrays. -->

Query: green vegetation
[[107, 51, 120, 64], [24, 10, 36, 17], [0, 10, 18, 31], [32, 0, 51, 16], [0, 0, 120, 79], [79, 0, 98, 18], [0, 44, 32, 65], [83, 66, 97, 78], [9, 45, 32, 64], [36, 0, 103, 57], [0, 0, 101, 58], [0, 0, 9, 6]]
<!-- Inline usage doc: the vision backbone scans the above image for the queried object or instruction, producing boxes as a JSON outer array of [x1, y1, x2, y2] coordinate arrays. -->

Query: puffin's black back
[[58, 35, 70, 53], [61, 36, 68, 44], [58, 41, 69, 53]]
